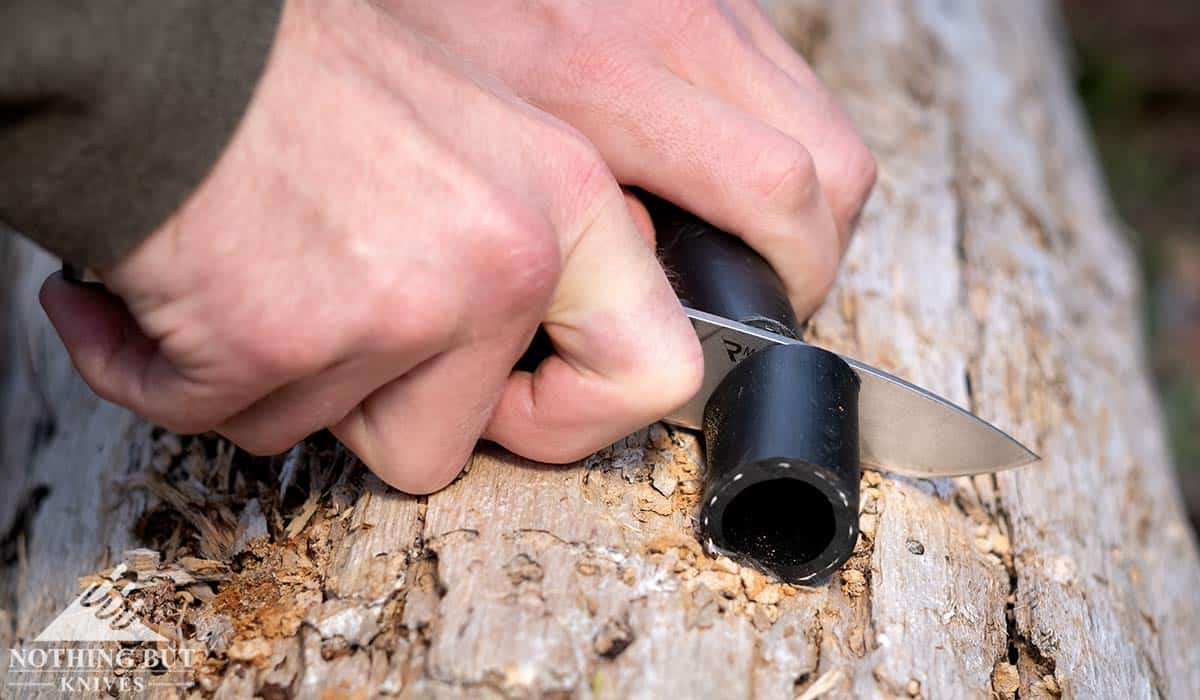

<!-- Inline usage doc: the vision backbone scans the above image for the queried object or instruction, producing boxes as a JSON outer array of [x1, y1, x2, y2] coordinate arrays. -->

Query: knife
[[669, 306, 1038, 478]]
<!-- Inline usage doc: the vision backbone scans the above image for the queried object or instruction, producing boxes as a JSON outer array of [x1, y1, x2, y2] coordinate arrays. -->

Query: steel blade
[[667, 308, 1039, 477]]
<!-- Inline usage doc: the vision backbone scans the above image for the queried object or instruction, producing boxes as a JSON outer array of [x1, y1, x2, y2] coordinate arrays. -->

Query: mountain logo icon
[[32, 581, 167, 644]]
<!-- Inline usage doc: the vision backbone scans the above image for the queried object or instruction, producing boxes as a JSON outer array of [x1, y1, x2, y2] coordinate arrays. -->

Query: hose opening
[[720, 478, 837, 568]]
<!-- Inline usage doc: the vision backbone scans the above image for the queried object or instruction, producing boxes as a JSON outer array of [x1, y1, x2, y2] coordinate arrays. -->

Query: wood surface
[[2, 1, 1198, 698]]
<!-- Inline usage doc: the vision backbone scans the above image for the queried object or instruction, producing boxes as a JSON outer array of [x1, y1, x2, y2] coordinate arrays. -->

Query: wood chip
[[859, 513, 878, 539], [740, 568, 765, 600], [751, 603, 773, 631], [713, 556, 739, 574], [644, 533, 703, 557], [179, 556, 229, 579], [841, 569, 867, 597], [638, 491, 674, 516], [650, 461, 678, 498], [228, 638, 273, 666], [753, 583, 783, 606], [124, 548, 161, 572], [695, 570, 740, 599]]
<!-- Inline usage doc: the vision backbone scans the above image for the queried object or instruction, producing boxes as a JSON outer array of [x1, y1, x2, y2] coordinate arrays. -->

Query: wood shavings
[[841, 569, 867, 598]]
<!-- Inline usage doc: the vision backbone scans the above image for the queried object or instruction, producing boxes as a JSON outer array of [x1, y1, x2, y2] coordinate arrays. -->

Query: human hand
[[388, 0, 877, 317], [38, 0, 701, 493]]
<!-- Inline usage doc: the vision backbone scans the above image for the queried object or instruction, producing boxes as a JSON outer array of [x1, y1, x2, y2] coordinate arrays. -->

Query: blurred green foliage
[[1074, 39, 1200, 475]]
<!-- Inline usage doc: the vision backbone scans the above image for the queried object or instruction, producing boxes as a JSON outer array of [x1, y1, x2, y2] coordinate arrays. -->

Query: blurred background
[[1063, 0, 1200, 531]]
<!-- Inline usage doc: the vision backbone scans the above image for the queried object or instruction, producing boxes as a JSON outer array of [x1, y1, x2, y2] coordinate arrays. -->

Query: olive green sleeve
[[0, 1, 283, 268]]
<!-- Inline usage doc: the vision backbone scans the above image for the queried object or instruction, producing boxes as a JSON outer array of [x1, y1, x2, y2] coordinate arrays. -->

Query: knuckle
[[479, 198, 562, 312], [755, 142, 820, 210], [370, 281, 461, 355]]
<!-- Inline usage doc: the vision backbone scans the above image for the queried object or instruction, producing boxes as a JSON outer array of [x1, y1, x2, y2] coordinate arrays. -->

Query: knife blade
[[667, 307, 1039, 478]]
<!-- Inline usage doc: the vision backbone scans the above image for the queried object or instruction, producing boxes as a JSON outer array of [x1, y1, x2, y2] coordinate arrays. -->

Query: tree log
[[3, 1, 1199, 698]]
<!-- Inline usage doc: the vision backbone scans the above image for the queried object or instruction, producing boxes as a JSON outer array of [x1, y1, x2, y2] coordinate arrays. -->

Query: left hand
[[385, 0, 877, 318]]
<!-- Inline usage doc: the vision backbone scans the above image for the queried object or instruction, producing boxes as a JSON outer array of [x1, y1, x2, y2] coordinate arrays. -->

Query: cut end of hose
[[700, 460, 857, 584], [700, 343, 861, 586]]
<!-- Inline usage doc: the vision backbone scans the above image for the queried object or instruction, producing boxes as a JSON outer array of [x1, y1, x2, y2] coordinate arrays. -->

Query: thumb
[[484, 191, 702, 463], [39, 271, 157, 400]]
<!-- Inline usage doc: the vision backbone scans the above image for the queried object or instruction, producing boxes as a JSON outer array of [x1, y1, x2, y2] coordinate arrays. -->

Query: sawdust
[[207, 543, 323, 642]]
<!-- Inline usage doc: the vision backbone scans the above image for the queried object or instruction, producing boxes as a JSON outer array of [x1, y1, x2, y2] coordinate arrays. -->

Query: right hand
[[38, 0, 701, 493]]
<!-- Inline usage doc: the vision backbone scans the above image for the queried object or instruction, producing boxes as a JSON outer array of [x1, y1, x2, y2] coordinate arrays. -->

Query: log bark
[[3, 1, 1199, 698]]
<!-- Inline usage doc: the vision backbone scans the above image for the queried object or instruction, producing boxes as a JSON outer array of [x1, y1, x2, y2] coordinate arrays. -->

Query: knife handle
[[646, 195, 800, 338]]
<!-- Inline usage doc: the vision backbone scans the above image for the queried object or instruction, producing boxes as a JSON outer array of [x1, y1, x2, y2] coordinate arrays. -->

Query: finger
[[39, 273, 261, 432], [721, 0, 830, 93], [331, 343, 514, 494], [484, 189, 702, 463], [215, 350, 427, 456], [703, 1, 877, 237], [579, 73, 842, 317]]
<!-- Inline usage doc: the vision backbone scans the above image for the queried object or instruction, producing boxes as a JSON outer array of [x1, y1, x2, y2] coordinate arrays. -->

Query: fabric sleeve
[[0, 0, 284, 267]]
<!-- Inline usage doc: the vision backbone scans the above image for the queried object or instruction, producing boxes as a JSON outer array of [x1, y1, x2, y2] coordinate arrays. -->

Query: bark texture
[[2, 1, 1199, 698]]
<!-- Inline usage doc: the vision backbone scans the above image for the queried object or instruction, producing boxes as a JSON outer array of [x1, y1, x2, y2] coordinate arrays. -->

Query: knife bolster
[[700, 343, 861, 585]]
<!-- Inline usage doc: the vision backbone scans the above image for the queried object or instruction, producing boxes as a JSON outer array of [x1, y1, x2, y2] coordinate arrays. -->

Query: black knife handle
[[646, 195, 799, 339]]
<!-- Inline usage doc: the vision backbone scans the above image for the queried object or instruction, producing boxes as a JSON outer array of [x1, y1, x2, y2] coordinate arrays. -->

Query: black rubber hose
[[700, 343, 860, 584]]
